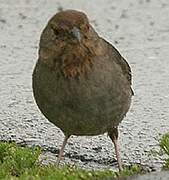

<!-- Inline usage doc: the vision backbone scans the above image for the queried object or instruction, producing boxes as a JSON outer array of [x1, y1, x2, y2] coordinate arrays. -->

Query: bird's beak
[[71, 27, 81, 42]]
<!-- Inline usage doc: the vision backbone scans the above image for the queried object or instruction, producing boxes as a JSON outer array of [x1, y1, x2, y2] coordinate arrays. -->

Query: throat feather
[[61, 45, 94, 78]]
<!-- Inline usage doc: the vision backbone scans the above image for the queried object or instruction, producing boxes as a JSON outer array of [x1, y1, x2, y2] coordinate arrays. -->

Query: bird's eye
[[53, 29, 60, 36], [51, 26, 60, 36]]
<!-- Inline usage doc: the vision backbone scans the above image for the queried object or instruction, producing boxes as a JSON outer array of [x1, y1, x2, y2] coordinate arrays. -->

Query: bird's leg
[[108, 127, 122, 171], [56, 135, 70, 165]]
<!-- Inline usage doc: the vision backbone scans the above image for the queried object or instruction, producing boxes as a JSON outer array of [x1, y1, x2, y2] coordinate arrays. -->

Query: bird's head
[[49, 10, 90, 43], [38, 10, 100, 78]]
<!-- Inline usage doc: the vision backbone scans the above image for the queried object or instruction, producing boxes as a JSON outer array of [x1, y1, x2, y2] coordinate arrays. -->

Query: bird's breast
[[33, 54, 132, 136]]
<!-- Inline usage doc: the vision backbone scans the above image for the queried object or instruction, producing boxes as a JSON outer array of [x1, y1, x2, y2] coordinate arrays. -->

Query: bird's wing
[[102, 39, 132, 85]]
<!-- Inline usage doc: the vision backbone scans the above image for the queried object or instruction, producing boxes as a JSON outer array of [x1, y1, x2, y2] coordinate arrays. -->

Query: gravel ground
[[0, 0, 169, 171], [121, 171, 169, 180]]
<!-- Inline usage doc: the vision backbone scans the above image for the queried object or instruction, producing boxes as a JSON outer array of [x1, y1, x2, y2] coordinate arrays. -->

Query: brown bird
[[32, 10, 133, 171]]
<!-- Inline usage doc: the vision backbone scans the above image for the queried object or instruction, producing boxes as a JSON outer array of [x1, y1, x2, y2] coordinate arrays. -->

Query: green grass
[[1, 133, 169, 179], [0, 141, 142, 180], [159, 133, 169, 169]]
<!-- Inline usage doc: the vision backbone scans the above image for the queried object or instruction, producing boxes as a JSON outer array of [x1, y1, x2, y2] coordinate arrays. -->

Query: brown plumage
[[32, 10, 133, 171]]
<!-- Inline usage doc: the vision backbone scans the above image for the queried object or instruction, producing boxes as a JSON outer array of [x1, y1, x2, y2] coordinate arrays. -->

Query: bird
[[32, 9, 133, 171]]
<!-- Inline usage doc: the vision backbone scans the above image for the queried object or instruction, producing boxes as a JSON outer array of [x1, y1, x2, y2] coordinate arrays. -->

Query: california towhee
[[32, 10, 133, 171]]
